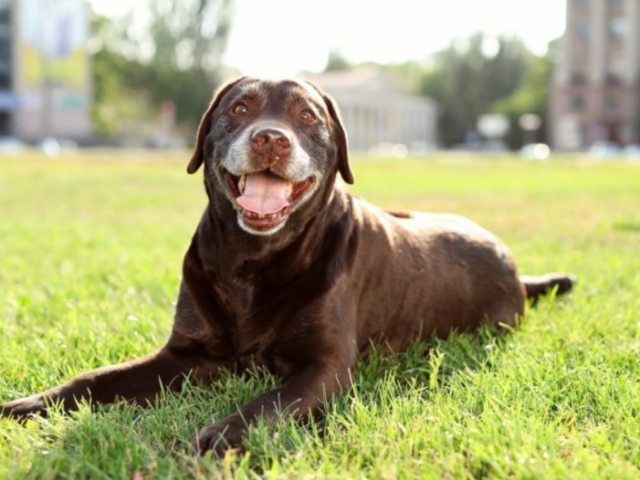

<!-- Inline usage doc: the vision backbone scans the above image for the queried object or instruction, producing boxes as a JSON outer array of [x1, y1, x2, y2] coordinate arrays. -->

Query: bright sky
[[91, 0, 567, 77]]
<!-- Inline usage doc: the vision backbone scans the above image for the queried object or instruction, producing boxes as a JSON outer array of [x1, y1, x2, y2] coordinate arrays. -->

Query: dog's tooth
[[239, 175, 246, 194]]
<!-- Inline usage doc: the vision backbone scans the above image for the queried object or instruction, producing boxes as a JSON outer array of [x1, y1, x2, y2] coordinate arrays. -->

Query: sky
[[91, 0, 567, 78]]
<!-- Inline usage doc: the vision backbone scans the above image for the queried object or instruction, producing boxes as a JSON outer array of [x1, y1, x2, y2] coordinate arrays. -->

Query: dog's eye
[[232, 103, 248, 116], [300, 109, 316, 123]]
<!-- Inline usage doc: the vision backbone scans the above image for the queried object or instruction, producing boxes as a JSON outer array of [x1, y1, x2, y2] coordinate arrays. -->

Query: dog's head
[[187, 77, 353, 236]]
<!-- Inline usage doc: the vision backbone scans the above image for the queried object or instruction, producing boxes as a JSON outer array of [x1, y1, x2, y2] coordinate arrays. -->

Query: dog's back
[[335, 189, 526, 353]]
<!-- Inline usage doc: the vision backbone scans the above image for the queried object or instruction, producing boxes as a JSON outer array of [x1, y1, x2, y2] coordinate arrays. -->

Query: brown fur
[[0, 78, 575, 455]]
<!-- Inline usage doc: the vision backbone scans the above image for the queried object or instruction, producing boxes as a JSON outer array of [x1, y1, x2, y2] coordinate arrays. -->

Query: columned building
[[550, 0, 640, 150], [305, 66, 437, 154], [0, 0, 91, 142]]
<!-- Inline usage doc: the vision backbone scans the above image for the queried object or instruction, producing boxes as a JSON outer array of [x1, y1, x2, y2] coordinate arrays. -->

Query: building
[[550, 0, 640, 150], [0, 0, 91, 142], [305, 66, 437, 154]]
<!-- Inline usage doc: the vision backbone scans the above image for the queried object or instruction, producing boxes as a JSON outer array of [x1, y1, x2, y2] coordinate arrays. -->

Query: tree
[[90, 12, 152, 136], [419, 33, 532, 147], [135, 0, 234, 126], [90, 0, 234, 137], [493, 40, 558, 148], [324, 49, 351, 72]]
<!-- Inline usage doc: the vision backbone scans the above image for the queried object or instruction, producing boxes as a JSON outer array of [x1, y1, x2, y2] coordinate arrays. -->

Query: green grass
[[1, 151, 639, 479]]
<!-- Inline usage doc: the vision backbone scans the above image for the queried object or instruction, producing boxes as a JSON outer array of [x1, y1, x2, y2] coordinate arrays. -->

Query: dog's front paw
[[191, 417, 247, 457], [0, 394, 48, 420]]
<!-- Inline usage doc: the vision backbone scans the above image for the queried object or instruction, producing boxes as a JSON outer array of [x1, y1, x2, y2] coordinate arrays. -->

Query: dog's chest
[[208, 265, 321, 378], [233, 338, 295, 379], [227, 318, 294, 378]]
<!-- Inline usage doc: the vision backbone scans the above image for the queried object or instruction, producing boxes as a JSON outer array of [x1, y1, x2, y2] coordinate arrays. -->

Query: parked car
[[622, 144, 640, 160], [519, 143, 551, 161], [588, 141, 621, 158], [38, 137, 78, 157], [0, 136, 26, 154]]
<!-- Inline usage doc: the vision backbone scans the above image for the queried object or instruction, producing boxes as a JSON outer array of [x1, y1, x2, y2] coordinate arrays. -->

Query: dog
[[0, 77, 575, 455]]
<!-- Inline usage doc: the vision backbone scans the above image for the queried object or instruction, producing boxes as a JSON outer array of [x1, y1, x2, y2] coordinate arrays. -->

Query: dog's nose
[[251, 127, 291, 156]]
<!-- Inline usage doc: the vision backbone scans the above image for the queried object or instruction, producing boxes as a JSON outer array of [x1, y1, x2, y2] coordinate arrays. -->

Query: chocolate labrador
[[0, 77, 575, 455]]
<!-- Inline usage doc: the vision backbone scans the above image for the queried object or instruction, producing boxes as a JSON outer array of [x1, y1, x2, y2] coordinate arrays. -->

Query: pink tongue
[[237, 172, 290, 215]]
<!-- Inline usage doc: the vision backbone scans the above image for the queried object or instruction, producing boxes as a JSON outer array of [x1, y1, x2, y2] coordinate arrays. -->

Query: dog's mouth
[[223, 169, 316, 232]]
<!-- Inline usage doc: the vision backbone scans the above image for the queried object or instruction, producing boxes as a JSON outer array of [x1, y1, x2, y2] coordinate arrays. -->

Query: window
[[0, 5, 10, 91], [606, 94, 619, 110], [0, 1, 10, 23], [607, 51, 626, 81], [611, 17, 627, 39], [572, 72, 587, 85], [578, 21, 592, 39], [0, 111, 11, 135], [573, 95, 585, 111], [0, 74, 9, 89]]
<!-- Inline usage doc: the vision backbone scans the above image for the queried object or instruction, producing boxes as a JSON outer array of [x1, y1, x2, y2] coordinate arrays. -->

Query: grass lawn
[[1, 150, 639, 479]]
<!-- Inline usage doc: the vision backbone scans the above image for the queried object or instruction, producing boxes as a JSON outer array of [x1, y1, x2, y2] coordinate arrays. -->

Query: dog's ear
[[322, 92, 354, 185], [187, 77, 247, 174], [305, 82, 354, 184]]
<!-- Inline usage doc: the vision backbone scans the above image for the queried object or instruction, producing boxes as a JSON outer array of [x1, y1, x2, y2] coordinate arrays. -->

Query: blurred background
[[0, 0, 638, 159]]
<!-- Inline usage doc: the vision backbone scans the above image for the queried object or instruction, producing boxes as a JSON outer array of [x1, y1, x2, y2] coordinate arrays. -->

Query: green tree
[[91, 0, 234, 137], [493, 40, 558, 148], [324, 49, 351, 72], [419, 33, 532, 147], [90, 12, 149, 136], [134, 0, 234, 127]]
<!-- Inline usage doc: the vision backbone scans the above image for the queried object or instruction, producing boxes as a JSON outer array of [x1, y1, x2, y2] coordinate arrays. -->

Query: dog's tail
[[520, 273, 577, 303]]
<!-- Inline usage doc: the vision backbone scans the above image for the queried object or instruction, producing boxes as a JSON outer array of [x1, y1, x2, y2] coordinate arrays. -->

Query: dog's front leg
[[191, 361, 352, 456], [0, 345, 211, 420]]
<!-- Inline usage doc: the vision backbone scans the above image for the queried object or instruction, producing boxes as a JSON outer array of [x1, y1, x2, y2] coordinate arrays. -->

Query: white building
[[305, 66, 437, 154]]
